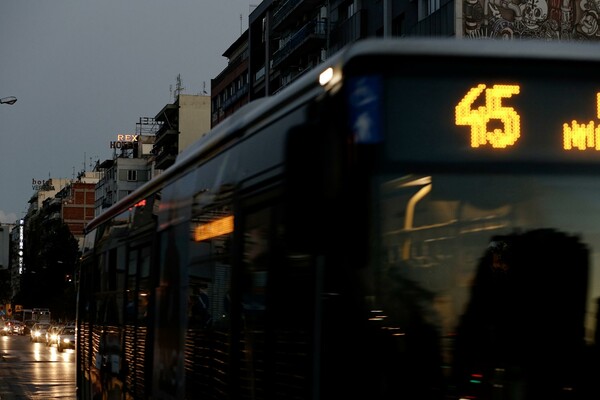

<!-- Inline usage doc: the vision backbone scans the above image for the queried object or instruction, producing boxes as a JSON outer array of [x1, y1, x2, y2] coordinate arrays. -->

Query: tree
[[0, 268, 11, 306], [19, 206, 79, 321]]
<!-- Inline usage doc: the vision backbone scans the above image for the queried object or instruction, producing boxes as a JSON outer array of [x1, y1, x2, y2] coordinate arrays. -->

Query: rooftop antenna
[[174, 74, 185, 101], [203, 81, 208, 95], [240, 13, 243, 35]]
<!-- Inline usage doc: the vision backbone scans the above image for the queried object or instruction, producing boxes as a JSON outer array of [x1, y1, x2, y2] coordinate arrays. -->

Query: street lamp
[[0, 96, 17, 105]]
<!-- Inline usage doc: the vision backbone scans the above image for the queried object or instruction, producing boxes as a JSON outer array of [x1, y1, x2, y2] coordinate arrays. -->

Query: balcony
[[154, 103, 178, 124], [154, 128, 178, 149], [222, 84, 249, 112], [271, 0, 323, 32], [154, 148, 177, 170], [49, 212, 61, 221], [329, 9, 367, 54], [272, 19, 326, 69]]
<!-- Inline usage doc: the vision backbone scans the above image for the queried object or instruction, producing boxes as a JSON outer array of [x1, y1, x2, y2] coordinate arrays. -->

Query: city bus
[[76, 38, 600, 399]]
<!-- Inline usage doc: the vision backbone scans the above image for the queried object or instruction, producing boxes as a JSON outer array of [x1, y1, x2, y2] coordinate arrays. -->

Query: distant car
[[1, 320, 23, 336], [11, 321, 24, 335], [56, 325, 75, 352], [45, 325, 63, 347], [30, 323, 51, 343], [1, 321, 11, 336], [23, 320, 36, 335]]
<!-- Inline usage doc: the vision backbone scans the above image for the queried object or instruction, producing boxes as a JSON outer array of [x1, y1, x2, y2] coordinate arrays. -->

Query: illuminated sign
[[563, 93, 600, 150], [455, 84, 521, 149], [193, 215, 234, 242], [455, 84, 600, 151], [117, 134, 138, 141], [385, 70, 600, 165], [18, 219, 23, 274], [110, 134, 139, 149]]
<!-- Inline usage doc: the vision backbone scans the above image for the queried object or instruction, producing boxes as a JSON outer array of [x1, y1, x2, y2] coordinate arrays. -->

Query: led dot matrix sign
[[455, 85, 600, 151], [384, 62, 600, 166], [455, 84, 521, 149]]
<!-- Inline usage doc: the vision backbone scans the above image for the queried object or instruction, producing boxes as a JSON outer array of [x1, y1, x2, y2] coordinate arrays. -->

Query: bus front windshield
[[372, 171, 600, 397]]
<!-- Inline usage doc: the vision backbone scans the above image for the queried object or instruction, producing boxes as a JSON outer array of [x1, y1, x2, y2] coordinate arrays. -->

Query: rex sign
[[110, 134, 139, 149]]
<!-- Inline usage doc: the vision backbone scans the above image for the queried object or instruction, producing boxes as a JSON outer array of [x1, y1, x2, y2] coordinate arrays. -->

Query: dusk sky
[[0, 0, 257, 223]]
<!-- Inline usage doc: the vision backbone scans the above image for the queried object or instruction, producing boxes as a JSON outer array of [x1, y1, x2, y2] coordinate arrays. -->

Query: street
[[0, 334, 75, 399]]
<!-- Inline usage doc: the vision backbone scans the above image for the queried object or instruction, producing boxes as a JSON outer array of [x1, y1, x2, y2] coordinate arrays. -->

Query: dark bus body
[[77, 39, 600, 399]]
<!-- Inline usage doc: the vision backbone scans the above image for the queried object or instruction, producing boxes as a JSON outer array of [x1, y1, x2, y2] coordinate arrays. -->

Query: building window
[[419, 0, 441, 20], [127, 170, 137, 182], [347, 1, 355, 17]]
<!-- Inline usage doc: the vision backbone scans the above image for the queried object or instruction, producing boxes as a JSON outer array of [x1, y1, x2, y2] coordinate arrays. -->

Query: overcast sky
[[0, 0, 257, 223]]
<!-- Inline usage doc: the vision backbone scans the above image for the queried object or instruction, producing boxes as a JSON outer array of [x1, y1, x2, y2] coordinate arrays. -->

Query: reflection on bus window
[[184, 195, 233, 397], [375, 173, 600, 398], [454, 230, 588, 398]]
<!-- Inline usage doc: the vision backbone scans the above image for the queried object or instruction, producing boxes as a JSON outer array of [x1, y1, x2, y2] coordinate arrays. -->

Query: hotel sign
[[32, 179, 55, 191], [110, 134, 139, 149]]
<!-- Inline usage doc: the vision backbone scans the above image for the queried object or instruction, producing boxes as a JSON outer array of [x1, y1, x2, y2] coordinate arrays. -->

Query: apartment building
[[153, 94, 211, 170], [211, 0, 600, 128]]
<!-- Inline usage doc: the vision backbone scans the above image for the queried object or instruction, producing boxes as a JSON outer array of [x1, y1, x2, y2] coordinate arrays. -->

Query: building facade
[[211, 0, 600, 128], [57, 177, 98, 248], [95, 134, 155, 216], [27, 178, 72, 215], [153, 94, 211, 170], [211, 32, 250, 127]]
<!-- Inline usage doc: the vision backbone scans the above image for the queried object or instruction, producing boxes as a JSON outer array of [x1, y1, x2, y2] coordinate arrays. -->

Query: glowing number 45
[[455, 84, 521, 148]]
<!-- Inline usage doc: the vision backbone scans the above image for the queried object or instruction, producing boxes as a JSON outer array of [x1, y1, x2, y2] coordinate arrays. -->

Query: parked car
[[30, 323, 50, 343], [56, 325, 75, 352]]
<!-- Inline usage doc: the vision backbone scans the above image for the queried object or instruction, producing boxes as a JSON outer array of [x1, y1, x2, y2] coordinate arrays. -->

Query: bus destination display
[[386, 75, 600, 164], [455, 84, 600, 151]]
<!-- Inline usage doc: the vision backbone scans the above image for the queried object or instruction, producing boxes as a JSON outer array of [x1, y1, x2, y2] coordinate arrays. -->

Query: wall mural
[[463, 0, 600, 40]]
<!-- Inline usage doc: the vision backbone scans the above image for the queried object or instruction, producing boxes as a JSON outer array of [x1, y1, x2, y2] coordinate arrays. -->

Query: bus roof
[[84, 38, 600, 234]]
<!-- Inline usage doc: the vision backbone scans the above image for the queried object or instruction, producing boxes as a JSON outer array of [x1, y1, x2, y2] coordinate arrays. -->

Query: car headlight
[[63, 338, 71, 343]]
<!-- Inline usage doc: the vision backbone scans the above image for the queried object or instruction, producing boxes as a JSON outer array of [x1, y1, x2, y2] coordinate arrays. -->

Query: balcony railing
[[222, 84, 249, 111], [154, 147, 177, 170], [329, 9, 366, 54], [272, 0, 298, 28], [272, 19, 326, 69], [272, 0, 322, 30]]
